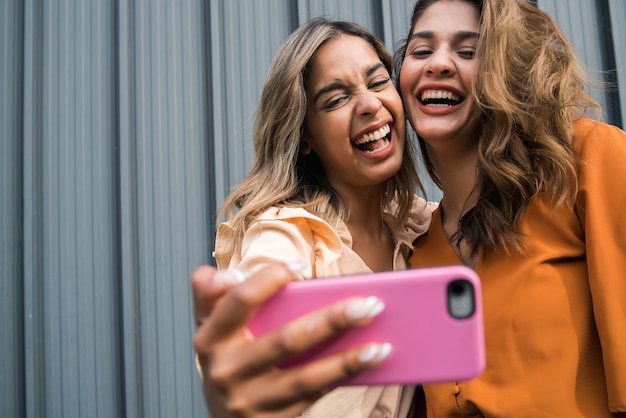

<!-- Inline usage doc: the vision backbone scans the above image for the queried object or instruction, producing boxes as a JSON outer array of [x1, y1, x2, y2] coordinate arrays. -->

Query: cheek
[[307, 112, 347, 142], [399, 60, 418, 93], [398, 67, 411, 96], [386, 92, 405, 121], [461, 62, 477, 91], [395, 112, 406, 140]]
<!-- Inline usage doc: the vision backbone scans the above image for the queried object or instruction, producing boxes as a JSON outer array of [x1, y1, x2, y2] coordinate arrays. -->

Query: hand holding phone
[[248, 265, 485, 386]]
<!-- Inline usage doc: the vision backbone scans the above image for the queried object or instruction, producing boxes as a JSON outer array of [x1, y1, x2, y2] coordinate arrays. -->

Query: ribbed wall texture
[[1, 1, 624, 417], [538, 0, 624, 126], [609, 0, 626, 123]]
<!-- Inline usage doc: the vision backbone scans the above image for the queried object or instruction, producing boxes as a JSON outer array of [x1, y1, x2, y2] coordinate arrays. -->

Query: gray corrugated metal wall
[[1, 1, 623, 417]]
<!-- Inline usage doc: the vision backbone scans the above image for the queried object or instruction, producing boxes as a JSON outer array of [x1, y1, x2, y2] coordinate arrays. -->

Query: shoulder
[[215, 206, 333, 250], [571, 119, 626, 177], [572, 118, 626, 152], [215, 206, 344, 275], [251, 206, 344, 250], [257, 206, 328, 223], [573, 117, 623, 135]]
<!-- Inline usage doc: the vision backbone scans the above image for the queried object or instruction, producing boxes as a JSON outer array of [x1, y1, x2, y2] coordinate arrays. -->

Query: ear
[[300, 136, 312, 155]]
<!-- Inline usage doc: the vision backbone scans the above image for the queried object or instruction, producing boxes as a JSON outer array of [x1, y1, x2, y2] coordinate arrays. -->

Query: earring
[[300, 142, 312, 155]]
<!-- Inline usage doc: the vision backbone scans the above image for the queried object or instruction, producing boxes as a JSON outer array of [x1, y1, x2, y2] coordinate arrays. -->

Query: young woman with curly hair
[[396, 0, 626, 415]]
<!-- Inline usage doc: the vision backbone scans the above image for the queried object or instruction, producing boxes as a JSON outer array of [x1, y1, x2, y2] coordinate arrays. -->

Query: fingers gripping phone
[[247, 265, 485, 386]]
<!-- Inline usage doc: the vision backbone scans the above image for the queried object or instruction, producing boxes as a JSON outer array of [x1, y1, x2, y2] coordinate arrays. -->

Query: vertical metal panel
[[609, 0, 626, 127], [116, 3, 143, 415], [210, 0, 296, 210], [297, 0, 378, 29], [538, 0, 616, 124], [22, 2, 46, 417], [17, 0, 211, 417], [119, 1, 211, 417], [27, 1, 123, 416], [1, 1, 25, 417], [116, 2, 146, 416], [381, 0, 415, 49]]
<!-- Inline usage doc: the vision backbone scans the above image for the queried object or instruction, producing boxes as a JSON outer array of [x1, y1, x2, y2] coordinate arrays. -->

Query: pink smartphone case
[[248, 265, 485, 386]]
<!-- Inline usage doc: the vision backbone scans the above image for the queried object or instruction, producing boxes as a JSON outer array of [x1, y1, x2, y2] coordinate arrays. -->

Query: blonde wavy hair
[[395, 0, 599, 257], [219, 18, 424, 253]]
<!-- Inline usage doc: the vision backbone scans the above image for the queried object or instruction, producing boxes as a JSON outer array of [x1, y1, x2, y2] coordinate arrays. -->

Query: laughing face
[[399, 0, 481, 152], [303, 34, 405, 193]]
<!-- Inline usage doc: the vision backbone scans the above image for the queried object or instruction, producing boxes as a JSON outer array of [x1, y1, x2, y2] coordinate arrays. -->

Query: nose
[[425, 49, 455, 77], [356, 90, 382, 116]]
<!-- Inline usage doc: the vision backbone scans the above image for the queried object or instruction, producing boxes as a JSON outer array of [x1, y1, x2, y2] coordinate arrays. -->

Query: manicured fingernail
[[213, 269, 247, 286], [359, 343, 392, 363], [345, 296, 385, 320], [286, 260, 308, 274]]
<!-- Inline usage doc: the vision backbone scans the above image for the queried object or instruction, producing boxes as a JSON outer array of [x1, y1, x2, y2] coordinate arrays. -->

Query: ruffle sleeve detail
[[386, 194, 437, 251]]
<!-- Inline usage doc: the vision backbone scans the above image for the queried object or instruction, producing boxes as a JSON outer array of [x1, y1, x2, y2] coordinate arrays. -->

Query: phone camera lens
[[447, 279, 475, 319], [451, 282, 465, 295]]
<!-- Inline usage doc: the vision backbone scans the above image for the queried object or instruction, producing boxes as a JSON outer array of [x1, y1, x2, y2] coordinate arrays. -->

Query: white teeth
[[420, 90, 461, 102], [354, 124, 391, 145]]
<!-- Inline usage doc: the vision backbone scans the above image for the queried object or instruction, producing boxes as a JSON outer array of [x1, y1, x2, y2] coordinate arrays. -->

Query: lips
[[353, 124, 392, 153], [419, 89, 464, 107]]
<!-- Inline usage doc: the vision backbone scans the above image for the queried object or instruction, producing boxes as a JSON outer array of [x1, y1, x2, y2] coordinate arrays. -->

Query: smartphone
[[247, 265, 485, 386]]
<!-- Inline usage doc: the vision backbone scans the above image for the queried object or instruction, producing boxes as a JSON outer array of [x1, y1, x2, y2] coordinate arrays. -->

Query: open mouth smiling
[[420, 90, 464, 107], [352, 124, 392, 153]]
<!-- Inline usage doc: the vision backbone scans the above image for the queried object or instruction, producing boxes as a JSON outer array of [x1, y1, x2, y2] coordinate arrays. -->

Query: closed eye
[[458, 49, 475, 59], [409, 49, 432, 58], [369, 77, 391, 90], [322, 94, 349, 110]]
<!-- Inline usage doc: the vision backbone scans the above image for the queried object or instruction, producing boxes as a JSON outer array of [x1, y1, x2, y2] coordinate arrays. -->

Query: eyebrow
[[410, 30, 479, 42], [313, 62, 386, 102]]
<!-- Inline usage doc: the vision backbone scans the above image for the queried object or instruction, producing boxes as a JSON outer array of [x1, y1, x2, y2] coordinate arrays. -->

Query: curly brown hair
[[395, 0, 599, 258]]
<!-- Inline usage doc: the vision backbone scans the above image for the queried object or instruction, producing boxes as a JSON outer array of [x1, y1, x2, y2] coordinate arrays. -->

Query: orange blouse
[[408, 119, 626, 417]]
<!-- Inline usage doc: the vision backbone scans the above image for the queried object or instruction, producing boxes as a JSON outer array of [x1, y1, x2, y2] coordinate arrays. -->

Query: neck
[[334, 184, 386, 227], [344, 195, 386, 233], [429, 145, 479, 261], [428, 152, 478, 268], [434, 159, 477, 217], [424, 134, 481, 268], [425, 131, 480, 213], [337, 186, 394, 272]]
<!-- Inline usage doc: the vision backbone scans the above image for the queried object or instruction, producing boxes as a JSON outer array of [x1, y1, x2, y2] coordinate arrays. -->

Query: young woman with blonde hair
[[195, 17, 434, 417]]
